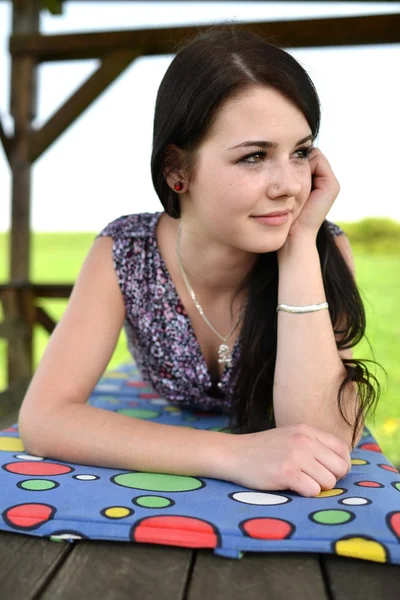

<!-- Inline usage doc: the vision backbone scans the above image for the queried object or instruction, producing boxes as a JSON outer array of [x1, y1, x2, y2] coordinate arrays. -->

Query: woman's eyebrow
[[228, 134, 313, 150]]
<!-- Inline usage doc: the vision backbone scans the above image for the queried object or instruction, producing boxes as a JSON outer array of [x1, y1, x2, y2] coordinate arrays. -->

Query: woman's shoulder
[[326, 220, 345, 237], [95, 211, 162, 241]]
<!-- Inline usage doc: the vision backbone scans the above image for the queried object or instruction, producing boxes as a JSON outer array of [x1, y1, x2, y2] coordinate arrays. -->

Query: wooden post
[[8, 0, 40, 385]]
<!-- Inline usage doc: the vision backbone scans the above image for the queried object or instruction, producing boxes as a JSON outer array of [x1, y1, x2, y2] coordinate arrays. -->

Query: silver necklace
[[175, 224, 246, 366]]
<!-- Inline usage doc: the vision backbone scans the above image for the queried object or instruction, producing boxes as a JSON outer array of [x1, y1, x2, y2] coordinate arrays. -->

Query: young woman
[[18, 25, 382, 498]]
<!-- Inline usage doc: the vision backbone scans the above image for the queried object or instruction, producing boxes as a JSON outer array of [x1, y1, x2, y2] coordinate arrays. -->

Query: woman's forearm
[[274, 239, 359, 449], [18, 401, 234, 478]]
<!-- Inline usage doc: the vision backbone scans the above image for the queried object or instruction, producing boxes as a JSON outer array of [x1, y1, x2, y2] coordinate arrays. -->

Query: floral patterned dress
[[95, 211, 344, 413]]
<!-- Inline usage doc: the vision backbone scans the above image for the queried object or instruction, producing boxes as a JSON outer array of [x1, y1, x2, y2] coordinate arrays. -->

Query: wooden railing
[[0, 281, 73, 412]]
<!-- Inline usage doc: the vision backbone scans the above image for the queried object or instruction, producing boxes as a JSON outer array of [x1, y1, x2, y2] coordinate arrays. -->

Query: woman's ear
[[163, 144, 186, 189]]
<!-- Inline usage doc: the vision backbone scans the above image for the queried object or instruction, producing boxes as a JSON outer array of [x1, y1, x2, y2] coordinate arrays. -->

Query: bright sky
[[0, 1, 399, 232]]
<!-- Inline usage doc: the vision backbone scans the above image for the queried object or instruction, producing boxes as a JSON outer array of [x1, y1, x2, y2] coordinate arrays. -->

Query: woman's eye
[[240, 146, 313, 165], [240, 151, 266, 165], [294, 146, 314, 160]]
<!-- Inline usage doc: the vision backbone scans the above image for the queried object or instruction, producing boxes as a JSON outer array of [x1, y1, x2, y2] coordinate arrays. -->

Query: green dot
[[394, 482, 400, 492], [113, 472, 203, 492], [20, 479, 57, 491], [117, 408, 159, 419], [183, 416, 198, 422], [91, 395, 120, 404], [135, 495, 172, 508], [312, 509, 353, 525]]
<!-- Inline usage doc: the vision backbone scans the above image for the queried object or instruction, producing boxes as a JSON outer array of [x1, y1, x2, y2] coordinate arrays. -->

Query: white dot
[[96, 383, 121, 391], [15, 454, 44, 461], [75, 475, 97, 481], [51, 534, 83, 540], [232, 491, 290, 505], [150, 399, 168, 405], [341, 497, 369, 505]]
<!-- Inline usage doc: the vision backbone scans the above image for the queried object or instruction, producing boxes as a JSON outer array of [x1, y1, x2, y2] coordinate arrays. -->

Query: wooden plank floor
[[0, 532, 399, 600]]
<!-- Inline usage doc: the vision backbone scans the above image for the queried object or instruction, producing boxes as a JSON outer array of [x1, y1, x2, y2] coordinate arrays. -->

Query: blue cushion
[[0, 362, 399, 563]]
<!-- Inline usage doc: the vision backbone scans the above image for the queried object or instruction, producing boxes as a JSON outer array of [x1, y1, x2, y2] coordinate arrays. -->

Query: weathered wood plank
[[0, 283, 73, 299], [188, 550, 329, 600], [0, 376, 30, 418], [10, 14, 400, 62], [36, 306, 57, 334], [8, 1, 40, 388], [0, 532, 72, 600], [0, 113, 12, 164], [321, 554, 400, 600], [38, 541, 194, 600], [1, 289, 34, 385], [0, 406, 20, 429]]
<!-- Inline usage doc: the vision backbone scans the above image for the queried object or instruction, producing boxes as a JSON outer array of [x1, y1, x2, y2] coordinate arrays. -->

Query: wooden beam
[[0, 316, 30, 339], [0, 282, 73, 298], [7, 1, 40, 384], [9, 13, 400, 62], [0, 375, 31, 418], [1, 288, 35, 385], [30, 49, 139, 163], [36, 306, 57, 334], [10, 0, 39, 281], [41, 0, 63, 15], [0, 114, 13, 165]]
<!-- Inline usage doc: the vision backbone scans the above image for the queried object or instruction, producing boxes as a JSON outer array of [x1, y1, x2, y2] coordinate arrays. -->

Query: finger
[[314, 446, 350, 481], [302, 459, 338, 491], [311, 428, 352, 470], [288, 470, 321, 498]]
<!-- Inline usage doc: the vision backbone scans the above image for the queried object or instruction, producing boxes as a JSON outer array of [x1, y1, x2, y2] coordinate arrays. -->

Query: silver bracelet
[[277, 302, 329, 314]]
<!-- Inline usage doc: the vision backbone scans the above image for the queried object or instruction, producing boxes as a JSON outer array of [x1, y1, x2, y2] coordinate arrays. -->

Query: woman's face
[[183, 85, 314, 254]]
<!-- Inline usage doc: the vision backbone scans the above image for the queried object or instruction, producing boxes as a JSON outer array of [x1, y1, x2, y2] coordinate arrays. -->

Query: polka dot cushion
[[0, 362, 399, 563]]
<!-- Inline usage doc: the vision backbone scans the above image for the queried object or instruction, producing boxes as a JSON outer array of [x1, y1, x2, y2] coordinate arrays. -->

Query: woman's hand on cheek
[[282, 148, 340, 246]]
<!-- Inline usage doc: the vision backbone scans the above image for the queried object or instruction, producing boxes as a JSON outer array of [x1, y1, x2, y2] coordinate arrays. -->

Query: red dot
[[126, 381, 148, 388], [5, 462, 73, 476], [356, 480, 382, 488], [388, 512, 400, 539], [359, 442, 381, 453], [379, 464, 399, 473], [242, 517, 294, 540], [139, 393, 160, 399], [132, 516, 218, 548], [4, 503, 55, 529]]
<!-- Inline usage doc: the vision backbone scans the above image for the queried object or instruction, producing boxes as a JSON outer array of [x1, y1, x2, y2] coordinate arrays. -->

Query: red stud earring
[[174, 181, 183, 191]]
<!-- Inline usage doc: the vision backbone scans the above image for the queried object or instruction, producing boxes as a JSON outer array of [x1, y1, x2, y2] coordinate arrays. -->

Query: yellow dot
[[105, 372, 129, 379], [335, 537, 387, 563], [0, 437, 24, 452], [316, 488, 345, 498], [351, 458, 368, 465], [104, 507, 131, 518], [164, 406, 180, 413]]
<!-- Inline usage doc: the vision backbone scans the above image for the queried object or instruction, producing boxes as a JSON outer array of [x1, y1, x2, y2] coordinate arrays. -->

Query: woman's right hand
[[223, 423, 352, 497]]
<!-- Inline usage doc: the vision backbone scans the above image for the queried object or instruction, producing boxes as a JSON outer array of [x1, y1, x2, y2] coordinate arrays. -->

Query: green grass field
[[0, 231, 399, 466]]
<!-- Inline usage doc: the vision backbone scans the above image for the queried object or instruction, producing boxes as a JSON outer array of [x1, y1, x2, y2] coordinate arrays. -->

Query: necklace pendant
[[218, 343, 232, 365]]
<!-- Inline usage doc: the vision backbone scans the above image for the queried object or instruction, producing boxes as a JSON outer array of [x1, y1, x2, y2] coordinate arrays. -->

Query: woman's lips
[[252, 214, 289, 225]]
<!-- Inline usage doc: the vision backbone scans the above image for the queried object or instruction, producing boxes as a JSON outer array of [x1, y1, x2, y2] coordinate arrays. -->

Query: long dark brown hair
[[150, 24, 385, 449]]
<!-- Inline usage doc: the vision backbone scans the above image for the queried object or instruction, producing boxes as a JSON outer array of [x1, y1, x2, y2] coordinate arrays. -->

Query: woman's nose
[[267, 165, 302, 198]]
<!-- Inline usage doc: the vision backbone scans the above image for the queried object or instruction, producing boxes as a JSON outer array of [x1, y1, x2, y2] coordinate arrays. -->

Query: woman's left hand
[[281, 148, 340, 245]]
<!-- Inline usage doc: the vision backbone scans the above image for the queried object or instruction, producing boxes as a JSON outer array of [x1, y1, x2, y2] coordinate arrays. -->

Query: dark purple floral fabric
[[95, 211, 344, 412]]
